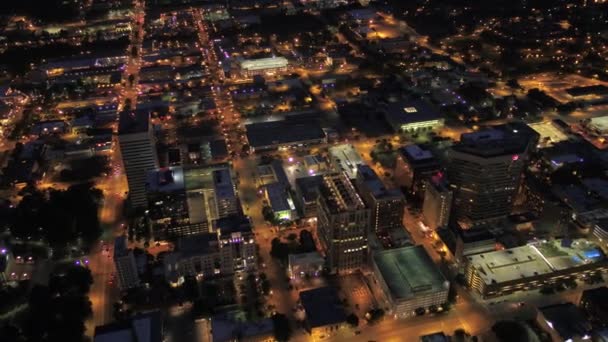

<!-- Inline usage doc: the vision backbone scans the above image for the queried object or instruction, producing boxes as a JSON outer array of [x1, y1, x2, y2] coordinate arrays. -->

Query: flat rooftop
[[319, 173, 365, 214], [589, 116, 608, 132], [295, 175, 323, 202], [528, 121, 569, 147], [299, 286, 347, 328], [384, 100, 442, 126], [357, 164, 402, 199], [146, 167, 185, 193], [245, 119, 325, 149], [454, 122, 539, 158], [467, 239, 606, 285], [328, 144, 364, 179], [118, 110, 149, 135], [373, 245, 448, 301], [401, 144, 435, 163]]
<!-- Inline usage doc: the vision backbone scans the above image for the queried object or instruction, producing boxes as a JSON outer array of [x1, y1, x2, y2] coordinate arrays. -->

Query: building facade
[[448, 123, 538, 227], [356, 165, 405, 233], [422, 176, 453, 230], [317, 172, 370, 274], [113, 236, 140, 290], [119, 110, 159, 208]]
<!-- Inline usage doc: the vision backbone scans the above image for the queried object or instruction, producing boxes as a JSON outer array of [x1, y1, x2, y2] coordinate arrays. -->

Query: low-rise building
[[299, 287, 347, 340], [328, 144, 364, 180], [245, 119, 326, 152], [94, 311, 162, 342], [465, 239, 608, 298], [382, 100, 444, 133], [371, 245, 449, 318], [288, 251, 325, 280], [238, 57, 289, 78]]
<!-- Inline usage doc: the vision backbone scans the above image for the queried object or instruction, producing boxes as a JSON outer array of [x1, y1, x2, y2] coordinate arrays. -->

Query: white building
[[238, 57, 289, 77]]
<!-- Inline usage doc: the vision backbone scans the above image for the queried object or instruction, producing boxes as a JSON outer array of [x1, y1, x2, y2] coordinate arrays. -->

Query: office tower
[[113, 235, 140, 290], [422, 174, 453, 230], [394, 144, 440, 198], [447, 123, 539, 227], [356, 165, 405, 233], [118, 110, 159, 209], [317, 172, 370, 274]]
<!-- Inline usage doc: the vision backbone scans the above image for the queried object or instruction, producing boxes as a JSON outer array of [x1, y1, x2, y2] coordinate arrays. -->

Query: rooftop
[[299, 286, 347, 329], [319, 173, 366, 214], [211, 311, 274, 342], [118, 110, 150, 135], [357, 164, 402, 199], [94, 311, 162, 342], [373, 245, 448, 301], [295, 175, 323, 202], [175, 233, 219, 258], [399, 144, 437, 165], [467, 239, 606, 285], [328, 144, 364, 179], [454, 122, 539, 158], [146, 167, 185, 193], [245, 119, 325, 149], [589, 116, 608, 133], [384, 100, 442, 126], [240, 56, 288, 71], [540, 303, 592, 340]]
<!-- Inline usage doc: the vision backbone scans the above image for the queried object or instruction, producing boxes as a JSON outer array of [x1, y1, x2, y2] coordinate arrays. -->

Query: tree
[[270, 238, 289, 260], [298, 229, 316, 253], [346, 313, 359, 327], [271, 313, 292, 342], [261, 279, 271, 296], [492, 321, 530, 342]]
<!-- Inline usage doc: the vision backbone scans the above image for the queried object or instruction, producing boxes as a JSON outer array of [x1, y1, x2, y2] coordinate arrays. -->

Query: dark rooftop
[[295, 175, 323, 202], [453, 122, 539, 158], [118, 110, 150, 135], [299, 286, 347, 329], [539, 303, 592, 340], [384, 100, 442, 125], [245, 119, 325, 148]]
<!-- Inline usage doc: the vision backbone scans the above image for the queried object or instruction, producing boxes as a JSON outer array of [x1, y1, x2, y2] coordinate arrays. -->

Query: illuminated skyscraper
[[317, 172, 370, 274], [448, 123, 539, 227]]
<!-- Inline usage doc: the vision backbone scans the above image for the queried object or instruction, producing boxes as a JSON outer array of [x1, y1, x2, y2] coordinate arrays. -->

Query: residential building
[[356, 165, 405, 233], [113, 236, 140, 290], [422, 175, 453, 231], [317, 172, 370, 274], [448, 123, 539, 227], [464, 239, 608, 298], [119, 110, 159, 208], [371, 246, 449, 318], [299, 287, 347, 340]]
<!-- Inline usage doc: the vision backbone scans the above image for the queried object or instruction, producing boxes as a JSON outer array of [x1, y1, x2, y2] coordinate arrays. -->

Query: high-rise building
[[394, 144, 440, 198], [119, 110, 159, 208], [317, 172, 370, 274], [356, 165, 405, 233], [113, 235, 140, 290], [447, 123, 539, 227], [422, 174, 453, 230]]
